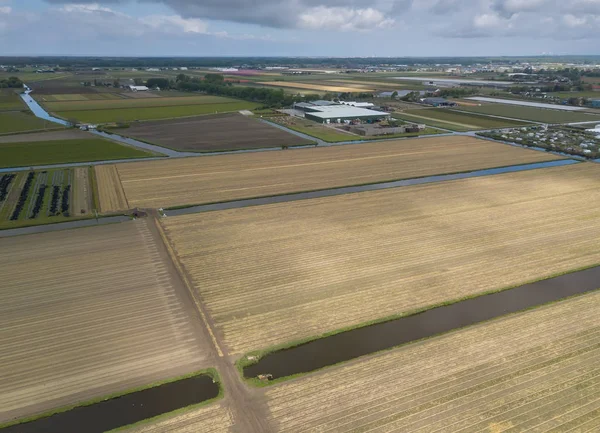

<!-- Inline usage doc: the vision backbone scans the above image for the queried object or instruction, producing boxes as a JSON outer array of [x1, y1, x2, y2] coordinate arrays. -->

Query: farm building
[[128, 85, 149, 92], [590, 99, 600, 108], [340, 101, 375, 108], [293, 101, 390, 124], [422, 97, 457, 107]]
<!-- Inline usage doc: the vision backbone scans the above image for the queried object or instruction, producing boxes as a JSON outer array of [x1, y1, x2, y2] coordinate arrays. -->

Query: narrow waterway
[[245, 266, 600, 380], [1, 374, 220, 433], [167, 158, 578, 216], [19, 88, 70, 126]]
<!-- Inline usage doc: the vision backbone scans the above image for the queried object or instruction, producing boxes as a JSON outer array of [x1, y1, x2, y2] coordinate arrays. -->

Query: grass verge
[[237, 263, 600, 387], [0, 368, 222, 430]]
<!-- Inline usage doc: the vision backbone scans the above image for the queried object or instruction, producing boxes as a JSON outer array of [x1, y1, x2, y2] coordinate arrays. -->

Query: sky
[[1, 0, 600, 57]]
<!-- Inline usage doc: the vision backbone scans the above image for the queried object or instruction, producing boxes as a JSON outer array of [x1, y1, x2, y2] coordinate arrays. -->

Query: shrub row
[[30, 184, 47, 219], [0, 174, 16, 202], [49, 185, 61, 216], [61, 185, 71, 217], [10, 172, 35, 221]]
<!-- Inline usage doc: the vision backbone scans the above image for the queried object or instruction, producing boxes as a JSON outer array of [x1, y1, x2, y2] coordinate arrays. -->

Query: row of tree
[[0, 76, 23, 88]]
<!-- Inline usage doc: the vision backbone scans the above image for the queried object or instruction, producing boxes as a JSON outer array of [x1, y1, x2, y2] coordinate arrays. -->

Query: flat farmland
[[458, 104, 600, 123], [0, 90, 25, 111], [56, 101, 260, 124], [112, 136, 558, 210], [115, 113, 315, 152], [0, 220, 212, 424], [0, 137, 155, 168], [162, 163, 600, 355], [115, 402, 234, 433], [259, 81, 375, 93], [43, 95, 241, 111], [264, 289, 600, 432], [0, 111, 62, 134], [35, 93, 126, 102], [95, 165, 129, 213], [396, 108, 531, 131]]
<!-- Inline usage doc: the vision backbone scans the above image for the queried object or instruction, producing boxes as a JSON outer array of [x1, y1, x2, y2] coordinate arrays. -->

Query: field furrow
[[0, 220, 211, 424], [263, 290, 600, 432]]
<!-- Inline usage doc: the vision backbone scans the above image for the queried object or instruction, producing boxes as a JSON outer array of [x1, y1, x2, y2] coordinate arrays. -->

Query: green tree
[[391, 91, 398, 99]]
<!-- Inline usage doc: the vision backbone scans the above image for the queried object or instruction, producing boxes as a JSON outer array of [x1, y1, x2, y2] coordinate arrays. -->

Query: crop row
[[61, 185, 71, 217], [30, 184, 47, 219], [10, 172, 35, 221]]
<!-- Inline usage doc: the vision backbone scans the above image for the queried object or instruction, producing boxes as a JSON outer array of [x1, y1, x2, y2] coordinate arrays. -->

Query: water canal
[[1, 374, 220, 433], [245, 265, 600, 380]]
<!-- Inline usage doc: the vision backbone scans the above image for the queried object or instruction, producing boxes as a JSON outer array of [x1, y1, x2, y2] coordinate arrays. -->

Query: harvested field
[[43, 95, 241, 112], [0, 138, 154, 168], [115, 402, 235, 433], [458, 104, 600, 123], [264, 289, 600, 432], [0, 129, 90, 143], [115, 136, 558, 209], [35, 93, 125, 102], [0, 220, 211, 424], [116, 114, 315, 152], [259, 81, 374, 93], [162, 163, 600, 354], [396, 109, 531, 131], [95, 165, 129, 213]]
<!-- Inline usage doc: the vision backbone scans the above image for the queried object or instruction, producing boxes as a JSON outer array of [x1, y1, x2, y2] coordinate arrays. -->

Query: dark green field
[[0, 138, 156, 168], [458, 104, 600, 123], [0, 112, 61, 134]]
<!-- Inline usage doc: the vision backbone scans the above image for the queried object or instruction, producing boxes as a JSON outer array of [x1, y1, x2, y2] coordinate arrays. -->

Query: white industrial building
[[293, 101, 389, 124], [128, 85, 149, 92]]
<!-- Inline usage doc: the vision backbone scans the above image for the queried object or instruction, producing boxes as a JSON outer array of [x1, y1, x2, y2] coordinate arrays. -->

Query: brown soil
[[72, 167, 91, 216], [117, 113, 314, 152]]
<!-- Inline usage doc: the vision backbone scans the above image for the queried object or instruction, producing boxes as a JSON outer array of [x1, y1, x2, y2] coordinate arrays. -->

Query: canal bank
[[0, 371, 221, 433]]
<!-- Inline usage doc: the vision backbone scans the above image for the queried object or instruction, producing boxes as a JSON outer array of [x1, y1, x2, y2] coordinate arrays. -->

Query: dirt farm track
[[105, 136, 558, 211], [115, 113, 314, 152], [0, 220, 213, 424]]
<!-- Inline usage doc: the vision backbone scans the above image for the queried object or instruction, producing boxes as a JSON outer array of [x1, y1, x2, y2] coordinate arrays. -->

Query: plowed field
[[0, 220, 210, 423], [114, 136, 558, 209], [264, 289, 600, 432], [162, 163, 600, 354]]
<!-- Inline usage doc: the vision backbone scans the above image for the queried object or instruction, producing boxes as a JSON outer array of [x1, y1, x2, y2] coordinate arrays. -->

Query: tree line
[[0, 76, 23, 88]]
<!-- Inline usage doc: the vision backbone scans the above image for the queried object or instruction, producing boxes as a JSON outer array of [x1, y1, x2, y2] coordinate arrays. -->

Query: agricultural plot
[[0, 111, 61, 134], [43, 95, 241, 112], [259, 81, 375, 93], [115, 113, 315, 152], [268, 116, 358, 142], [395, 108, 531, 131], [0, 167, 92, 229], [95, 165, 129, 213], [56, 101, 260, 124], [113, 136, 558, 210], [264, 289, 600, 432], [458, 103, 600, 123], [0, 90, 25, 111], [0, 220, 212, 424], [35, 93, 125, 102], [115, 402, 234, 433], [161, 163, 600, 355], [0, 137, 155, 168]]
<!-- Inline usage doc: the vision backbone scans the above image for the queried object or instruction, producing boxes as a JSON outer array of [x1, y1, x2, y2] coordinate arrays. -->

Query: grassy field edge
[[237, 262, 600, 387], [0, 368, 222, 429]]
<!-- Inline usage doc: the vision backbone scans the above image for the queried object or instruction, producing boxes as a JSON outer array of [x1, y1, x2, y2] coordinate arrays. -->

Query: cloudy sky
[[1, 0, 600, 56]]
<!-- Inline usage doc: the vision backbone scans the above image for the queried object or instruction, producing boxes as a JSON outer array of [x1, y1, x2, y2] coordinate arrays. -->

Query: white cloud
[[299, 7, 395, 30], [0, 6, 11, 14], [140, 15, 208, 34]]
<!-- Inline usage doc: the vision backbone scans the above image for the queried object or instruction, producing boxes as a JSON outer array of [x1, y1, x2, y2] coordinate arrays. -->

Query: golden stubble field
[[115, 402, 234, 433], [113, 136, 558, 210], [0, 220, 210, 423], [95, 164, 129, 213], [264, 289, 600, 432], [162, 163, 600, 355]]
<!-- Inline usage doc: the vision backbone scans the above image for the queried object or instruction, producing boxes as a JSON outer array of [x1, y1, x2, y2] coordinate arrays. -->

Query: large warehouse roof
[[306, 104, 389, 119]]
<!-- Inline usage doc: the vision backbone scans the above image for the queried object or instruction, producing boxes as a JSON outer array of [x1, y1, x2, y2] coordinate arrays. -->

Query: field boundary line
[[114, 166, 130, 210], [152, 216, 224, 358]]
